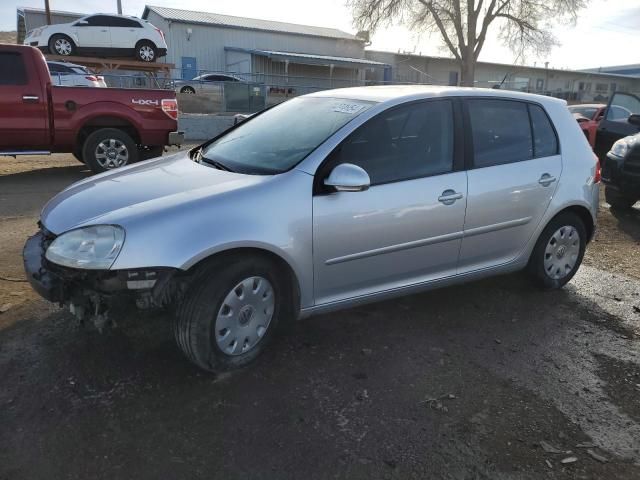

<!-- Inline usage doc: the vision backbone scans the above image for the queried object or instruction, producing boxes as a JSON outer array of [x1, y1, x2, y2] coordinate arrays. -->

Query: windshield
[[568, 106, 599, 119], [200, 97, 375, 174]]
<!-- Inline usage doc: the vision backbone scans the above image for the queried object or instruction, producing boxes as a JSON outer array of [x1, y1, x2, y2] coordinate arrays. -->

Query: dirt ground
[[1, 153, 640, 479]]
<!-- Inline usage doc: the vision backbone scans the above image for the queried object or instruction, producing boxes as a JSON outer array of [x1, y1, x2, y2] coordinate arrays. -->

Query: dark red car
[[0, 44, 183, 173], [568, 103, 606, 148]]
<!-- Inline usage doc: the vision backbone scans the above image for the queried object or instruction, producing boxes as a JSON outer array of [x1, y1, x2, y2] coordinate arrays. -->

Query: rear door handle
[[438, 189, 463, 205], [538, 173, 557, 186], [22, 95, 39, 103]]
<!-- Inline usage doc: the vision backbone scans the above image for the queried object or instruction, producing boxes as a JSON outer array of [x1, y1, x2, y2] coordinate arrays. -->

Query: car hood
[[41, 151, 268, 234]]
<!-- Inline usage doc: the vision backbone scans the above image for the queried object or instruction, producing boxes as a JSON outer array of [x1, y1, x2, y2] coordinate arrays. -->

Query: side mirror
[[324, 163, 370, 192], [628, 114, 640, 127]]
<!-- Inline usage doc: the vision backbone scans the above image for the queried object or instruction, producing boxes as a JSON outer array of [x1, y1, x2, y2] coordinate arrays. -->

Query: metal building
[[141, 5, 386, 87]]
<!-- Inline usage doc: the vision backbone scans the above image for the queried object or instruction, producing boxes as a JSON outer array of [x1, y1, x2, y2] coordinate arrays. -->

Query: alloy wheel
[[94, 139, 129, 169], [54, 38, 72, 55], [139, 45, 155, 62]]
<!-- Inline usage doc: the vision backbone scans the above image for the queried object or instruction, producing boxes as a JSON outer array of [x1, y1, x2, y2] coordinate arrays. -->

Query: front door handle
[[438, 189, 463, 205], [22, 95, 39, 103], [538, 173, 557, 187]]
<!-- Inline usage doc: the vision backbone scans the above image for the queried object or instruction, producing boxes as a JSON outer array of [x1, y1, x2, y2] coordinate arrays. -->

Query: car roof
[[306, 85, 568, 107]]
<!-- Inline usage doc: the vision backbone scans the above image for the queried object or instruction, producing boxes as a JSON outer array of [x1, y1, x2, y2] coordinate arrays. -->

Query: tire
[[527, 212, 587, 289], [139, 146, 164, 161], [174, 255, 291, 372], [135, 41, 156, 62], [180, 86, 196, 94], [72, 144, 84, 164], [82, 128, 138, 174], [605, 186, 637, 210], [48, 34, 75, 56]]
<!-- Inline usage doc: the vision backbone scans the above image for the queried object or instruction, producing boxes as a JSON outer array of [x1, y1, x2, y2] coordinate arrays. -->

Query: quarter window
[[0, 52, 27, 85], [329, 100, 454, 185], [468, 99, 533, 167], [529, 104, 558, 157]]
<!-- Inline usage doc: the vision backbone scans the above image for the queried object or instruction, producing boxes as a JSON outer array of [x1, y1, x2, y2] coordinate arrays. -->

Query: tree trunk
[[460, 57, 475, 87]]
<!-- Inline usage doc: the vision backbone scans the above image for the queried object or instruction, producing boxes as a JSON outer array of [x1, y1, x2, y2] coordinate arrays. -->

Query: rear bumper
[[157, 48, 168, 58], [168, 131, 184, 146]]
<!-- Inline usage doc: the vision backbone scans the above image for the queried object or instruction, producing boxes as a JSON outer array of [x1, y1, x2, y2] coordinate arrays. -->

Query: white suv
[[24, 14, 168, 63]]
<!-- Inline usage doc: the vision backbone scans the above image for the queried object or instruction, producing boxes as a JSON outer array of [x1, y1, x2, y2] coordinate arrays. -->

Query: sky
[[3, 0, 639, 70]]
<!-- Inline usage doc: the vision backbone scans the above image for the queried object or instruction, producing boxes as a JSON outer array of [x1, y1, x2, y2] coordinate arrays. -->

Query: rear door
[[75, 15, 112, 49], [458, 99, 561, 273], [108, 16, 143, 49], [596, 92, 640, 159], [0, 50, 48, 150]]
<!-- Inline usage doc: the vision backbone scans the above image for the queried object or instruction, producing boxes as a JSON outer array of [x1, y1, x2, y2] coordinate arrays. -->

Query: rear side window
[[468, 99, 532, 168], [0, 52, 27, 85], [109, 17, 142, 28], [529, 104, 558, 157]]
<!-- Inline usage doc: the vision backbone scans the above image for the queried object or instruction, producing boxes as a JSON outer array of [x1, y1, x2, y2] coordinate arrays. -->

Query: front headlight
[[610, 136, 636, 158], [45, 225, 125, 270]]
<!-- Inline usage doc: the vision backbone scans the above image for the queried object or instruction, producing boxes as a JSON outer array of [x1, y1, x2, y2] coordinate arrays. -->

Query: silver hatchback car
[[24, 86, 600, 372]]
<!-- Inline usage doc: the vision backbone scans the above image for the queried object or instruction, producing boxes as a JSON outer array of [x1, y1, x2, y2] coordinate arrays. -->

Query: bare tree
[[350, 0, 588, 86]]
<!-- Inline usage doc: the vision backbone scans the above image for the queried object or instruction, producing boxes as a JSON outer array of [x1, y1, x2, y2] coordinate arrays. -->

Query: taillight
[[155, 26, 165, 41], [161, 98, 178, 120], [594, 154, 601, 184], [85, 75, 98, 81]]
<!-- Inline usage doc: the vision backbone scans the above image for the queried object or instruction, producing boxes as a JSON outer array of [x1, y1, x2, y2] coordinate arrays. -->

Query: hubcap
[[215, 276, 275, 356], [55, 38, 72, 55], [139, 46, 155, 61], [95, 139, 129, 169], [544, 225, 580, 280]]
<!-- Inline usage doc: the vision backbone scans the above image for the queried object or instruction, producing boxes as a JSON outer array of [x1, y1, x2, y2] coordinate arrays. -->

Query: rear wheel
[[605, 186, 637, 210], [48, 34, 75, 56], [82, 128, 138, 174], [180, 86, 196, 94], [135, 41, 156, 62], [174, 256, 290, 372], [527, 212, 586, 289]]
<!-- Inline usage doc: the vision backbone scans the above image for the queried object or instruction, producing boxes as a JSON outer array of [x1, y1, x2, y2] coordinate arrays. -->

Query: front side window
[[468, 99, 533, 168], [201, 97, 374, 174], [0, 52, 27, 85], [328, 100, 454, 185], [606, 93, 640, 122]]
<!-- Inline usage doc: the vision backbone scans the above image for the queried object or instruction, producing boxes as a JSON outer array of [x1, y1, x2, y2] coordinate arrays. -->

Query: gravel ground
[[1, 153, 639, 479]]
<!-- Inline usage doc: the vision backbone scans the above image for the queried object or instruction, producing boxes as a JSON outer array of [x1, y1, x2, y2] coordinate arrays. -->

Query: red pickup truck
[[0, 44, 183, 173]]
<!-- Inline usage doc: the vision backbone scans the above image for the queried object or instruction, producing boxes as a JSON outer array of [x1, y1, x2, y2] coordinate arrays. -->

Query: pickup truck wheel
[[139, 146, 164, 161], [605, 186, 637, 210], [82, 128, 138, 174], [527, 212, 586, 290], [49, 34, 75, 56], [174, 256, 289, 373], [136, 41, 156, 62]]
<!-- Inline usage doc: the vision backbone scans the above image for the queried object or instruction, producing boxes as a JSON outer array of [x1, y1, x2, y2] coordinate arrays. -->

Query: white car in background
[[47, 61, 107, 87], [24, 14, 167, 62]]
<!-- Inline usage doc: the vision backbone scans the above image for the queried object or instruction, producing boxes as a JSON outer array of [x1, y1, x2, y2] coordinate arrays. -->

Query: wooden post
[[44, 0, 52, 25], [117, 0, 122, 15]]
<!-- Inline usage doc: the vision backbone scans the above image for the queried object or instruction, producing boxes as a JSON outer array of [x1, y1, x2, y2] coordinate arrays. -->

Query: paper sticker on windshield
[[333, 103, 366, 114]]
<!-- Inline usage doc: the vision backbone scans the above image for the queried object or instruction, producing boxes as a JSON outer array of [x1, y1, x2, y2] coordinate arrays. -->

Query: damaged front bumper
[[23, 229, 180, 325]]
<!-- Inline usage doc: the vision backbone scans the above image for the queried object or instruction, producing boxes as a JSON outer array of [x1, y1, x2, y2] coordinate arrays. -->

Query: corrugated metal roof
[[143, 5, 360, 42], [226, 48, 387, 68]]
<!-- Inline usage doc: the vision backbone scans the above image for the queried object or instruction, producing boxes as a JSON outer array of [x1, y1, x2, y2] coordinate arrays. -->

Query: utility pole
[[117, 0, 122, 14], [44, 0, 52, 25]]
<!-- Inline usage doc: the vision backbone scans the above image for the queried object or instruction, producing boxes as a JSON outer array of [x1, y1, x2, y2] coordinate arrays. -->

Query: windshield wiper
[[193, 148, 233, 172]]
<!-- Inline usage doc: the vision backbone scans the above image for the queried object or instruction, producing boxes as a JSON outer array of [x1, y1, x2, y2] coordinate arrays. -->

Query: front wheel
[[605, 186, 637, 210], [527, 212, 586, 289], [174, 256, 290, 372], [82, 128, 138, 174], [49, 34, 75, 56], [180, 86, 196, 94]]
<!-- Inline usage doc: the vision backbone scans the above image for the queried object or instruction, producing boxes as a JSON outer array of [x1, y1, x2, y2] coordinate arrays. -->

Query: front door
[[0, 50, 47, 150], [74, 15, 112, 49], [313, 99, 467, 305], [458, 99, 562, 272], [595, 92, 640, 159]]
